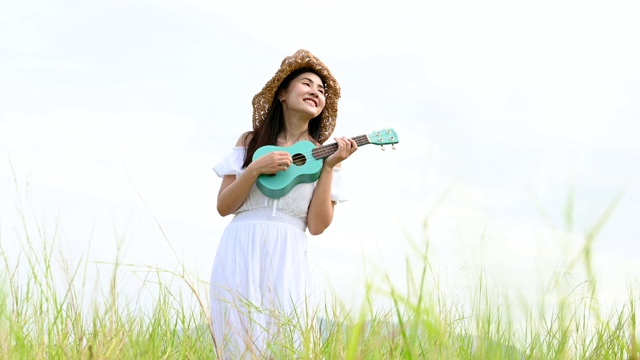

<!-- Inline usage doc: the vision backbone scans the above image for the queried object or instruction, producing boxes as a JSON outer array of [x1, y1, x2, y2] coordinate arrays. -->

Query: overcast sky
[[2, 0, 639, 314]]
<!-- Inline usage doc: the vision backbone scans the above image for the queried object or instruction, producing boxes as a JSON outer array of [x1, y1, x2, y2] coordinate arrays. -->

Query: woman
[[209, 49, 357, 359]]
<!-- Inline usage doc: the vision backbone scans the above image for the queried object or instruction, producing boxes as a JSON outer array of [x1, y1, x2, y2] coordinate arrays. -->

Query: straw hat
[[251, 49, 341, 144]]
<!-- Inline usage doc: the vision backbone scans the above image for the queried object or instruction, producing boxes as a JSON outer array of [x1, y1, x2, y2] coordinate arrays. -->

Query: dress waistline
[[232, 209, 307, 231]]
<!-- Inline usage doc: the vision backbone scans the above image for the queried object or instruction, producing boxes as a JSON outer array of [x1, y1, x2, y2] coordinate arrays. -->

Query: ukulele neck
[[311, 135, 369, 160]]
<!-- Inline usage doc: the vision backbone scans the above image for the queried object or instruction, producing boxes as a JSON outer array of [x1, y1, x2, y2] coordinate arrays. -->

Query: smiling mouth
[[304, 99, 317, 107]]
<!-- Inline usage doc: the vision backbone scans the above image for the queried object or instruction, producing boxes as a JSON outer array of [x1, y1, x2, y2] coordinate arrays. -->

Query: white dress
[[209, 147, 347, 359]]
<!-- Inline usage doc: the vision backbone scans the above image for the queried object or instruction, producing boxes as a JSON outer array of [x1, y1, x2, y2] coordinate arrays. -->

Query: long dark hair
[[242, 68, 325, 168]]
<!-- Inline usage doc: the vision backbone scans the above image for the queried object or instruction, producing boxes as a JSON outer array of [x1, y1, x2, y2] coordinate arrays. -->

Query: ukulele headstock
[[367, 128, 399, 150]]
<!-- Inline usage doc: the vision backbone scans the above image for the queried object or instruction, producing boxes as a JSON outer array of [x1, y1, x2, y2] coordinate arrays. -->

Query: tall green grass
[[1, 181, 638, 359]]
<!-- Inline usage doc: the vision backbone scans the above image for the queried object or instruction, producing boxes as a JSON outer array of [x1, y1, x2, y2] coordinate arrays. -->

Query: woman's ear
[[278, 90, 285, 102]]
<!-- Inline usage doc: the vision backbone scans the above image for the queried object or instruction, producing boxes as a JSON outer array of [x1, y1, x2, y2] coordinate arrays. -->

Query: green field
[[1, 189, 638, 359]]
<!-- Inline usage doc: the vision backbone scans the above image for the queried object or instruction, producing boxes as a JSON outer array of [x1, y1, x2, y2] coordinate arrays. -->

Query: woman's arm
[[307, 137, 357, 235], [216, 133, 293, 216]]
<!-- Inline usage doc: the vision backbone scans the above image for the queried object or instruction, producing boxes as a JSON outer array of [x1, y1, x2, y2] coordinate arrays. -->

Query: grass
[[1, 181, 639, 359]]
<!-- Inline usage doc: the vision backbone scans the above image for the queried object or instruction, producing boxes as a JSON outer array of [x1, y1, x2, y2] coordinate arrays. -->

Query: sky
[[2, 0, 640, 316]]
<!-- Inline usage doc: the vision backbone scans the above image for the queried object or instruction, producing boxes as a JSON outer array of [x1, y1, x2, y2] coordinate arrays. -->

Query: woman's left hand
[[324, 137, 358, 169]]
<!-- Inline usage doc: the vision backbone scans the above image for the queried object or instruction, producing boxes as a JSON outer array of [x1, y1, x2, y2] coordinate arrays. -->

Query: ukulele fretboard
[[311, 135, 370, 159]]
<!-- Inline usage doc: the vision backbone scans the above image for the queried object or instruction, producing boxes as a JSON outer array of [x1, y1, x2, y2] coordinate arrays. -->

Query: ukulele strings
[[285, 135, 371, 161]]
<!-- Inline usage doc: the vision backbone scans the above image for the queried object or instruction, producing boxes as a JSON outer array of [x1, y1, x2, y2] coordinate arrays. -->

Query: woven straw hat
[[251, 49, 341, 144]]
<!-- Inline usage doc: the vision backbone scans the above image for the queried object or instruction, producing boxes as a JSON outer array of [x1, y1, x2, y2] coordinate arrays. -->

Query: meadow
[[1, 186, 638, 359]]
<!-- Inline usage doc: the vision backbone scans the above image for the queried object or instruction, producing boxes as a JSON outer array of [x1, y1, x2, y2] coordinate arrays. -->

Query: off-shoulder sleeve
[[330, 166, 349, 203], [212, 147, 246, 177]]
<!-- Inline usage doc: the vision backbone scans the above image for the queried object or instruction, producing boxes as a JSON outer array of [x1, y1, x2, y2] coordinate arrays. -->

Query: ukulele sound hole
[[292, 153, 306, 166]]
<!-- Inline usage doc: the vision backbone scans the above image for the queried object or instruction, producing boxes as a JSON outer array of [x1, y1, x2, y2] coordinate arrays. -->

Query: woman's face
[[280, 72, 326, 120]]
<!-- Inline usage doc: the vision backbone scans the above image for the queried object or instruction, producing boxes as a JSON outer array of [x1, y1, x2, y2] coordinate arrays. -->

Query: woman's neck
[[278, 128, 308, 146], [279, 115, 312, 146]]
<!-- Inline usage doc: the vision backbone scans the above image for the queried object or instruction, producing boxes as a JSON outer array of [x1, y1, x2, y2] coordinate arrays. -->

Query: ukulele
[[253, 128, 399, 198]]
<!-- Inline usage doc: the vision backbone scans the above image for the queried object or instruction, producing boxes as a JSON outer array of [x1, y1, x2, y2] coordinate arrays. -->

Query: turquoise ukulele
[[253, 128, 399, 198]]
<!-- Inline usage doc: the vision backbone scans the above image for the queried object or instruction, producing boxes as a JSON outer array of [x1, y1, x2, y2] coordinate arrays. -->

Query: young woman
[[209, 49, 357, 359]]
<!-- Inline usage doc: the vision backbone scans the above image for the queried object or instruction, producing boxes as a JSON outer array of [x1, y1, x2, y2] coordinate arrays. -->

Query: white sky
[[2, 0, 640, 315]]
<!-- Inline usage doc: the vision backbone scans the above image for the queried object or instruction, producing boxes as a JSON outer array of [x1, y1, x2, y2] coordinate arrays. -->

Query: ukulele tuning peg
[[380, 145, 386, 151], [392, 144, 397, 150]]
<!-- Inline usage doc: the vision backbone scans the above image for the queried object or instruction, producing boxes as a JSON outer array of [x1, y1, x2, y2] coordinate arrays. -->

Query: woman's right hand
[[247, 151, 292, 176]]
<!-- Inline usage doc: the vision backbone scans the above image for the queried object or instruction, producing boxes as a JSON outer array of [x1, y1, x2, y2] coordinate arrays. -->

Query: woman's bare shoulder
[[236, 131, 254, 147]]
